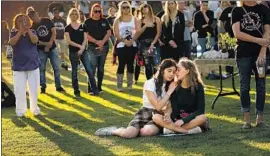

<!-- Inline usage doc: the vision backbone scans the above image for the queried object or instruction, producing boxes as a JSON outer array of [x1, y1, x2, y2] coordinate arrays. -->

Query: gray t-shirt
[[183, 10, 192, 41], [10, 29, 40, 71]]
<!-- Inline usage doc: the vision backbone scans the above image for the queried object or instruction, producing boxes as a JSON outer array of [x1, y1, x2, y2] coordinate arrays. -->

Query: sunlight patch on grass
[[244, 141, 270, 151], [82, 93, 135, 115], [46, 92, 95, 112], [103, 87, 142, 104], [205, 91, 240, 100], [38, 94, 103, 123], [59, 74, 72, 83], [207, 113, 243, 124]]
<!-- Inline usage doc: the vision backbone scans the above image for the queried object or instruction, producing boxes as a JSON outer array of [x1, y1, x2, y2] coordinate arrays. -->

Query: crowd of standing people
[[2, 1, 269, 135]]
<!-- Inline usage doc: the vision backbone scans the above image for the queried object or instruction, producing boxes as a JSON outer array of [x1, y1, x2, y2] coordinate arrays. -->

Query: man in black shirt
[[219, 1, 237, 37], [29, 11, 65, 94], [52, 8, 68, 70], [232, 1, 270, 129], [194, 1, 215, 53]]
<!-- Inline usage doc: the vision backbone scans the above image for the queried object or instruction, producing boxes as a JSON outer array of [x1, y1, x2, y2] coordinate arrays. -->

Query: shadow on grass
[[17, 111, 115, 155]]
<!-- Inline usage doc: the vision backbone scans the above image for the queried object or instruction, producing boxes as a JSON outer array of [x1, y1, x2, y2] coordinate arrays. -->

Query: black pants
[[163, 45, 184, 62], [117, 46, 137, 74], [182, 41, 191, 58]]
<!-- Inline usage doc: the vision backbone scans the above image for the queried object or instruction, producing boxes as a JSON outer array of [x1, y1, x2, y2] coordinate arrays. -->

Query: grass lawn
[[1, 52, 270, 156]]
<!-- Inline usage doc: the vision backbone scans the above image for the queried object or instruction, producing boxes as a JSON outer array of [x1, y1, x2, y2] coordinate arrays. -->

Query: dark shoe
[[56, 87, 66, 92], [241, 123, 252, 129], [61, 63, 68, 71], [255, 122, 269, 128], [74, 90, 81, 98], [98, 87, 103, 93], [41, 87, 46, 94], [75, 93, 81, 98], [89, 91, 99, 96]]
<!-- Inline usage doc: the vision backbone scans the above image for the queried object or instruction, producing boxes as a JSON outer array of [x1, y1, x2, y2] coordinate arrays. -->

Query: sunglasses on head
[[94, 10, 101, 14], [122, 6, 130, 10]]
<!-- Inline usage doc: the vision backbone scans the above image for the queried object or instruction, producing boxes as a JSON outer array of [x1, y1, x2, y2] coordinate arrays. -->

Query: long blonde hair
[[162, 1, 178, 27], [116, 1, 132, 20], [178, 58, 204, 95], [67, 8, 80, 25]]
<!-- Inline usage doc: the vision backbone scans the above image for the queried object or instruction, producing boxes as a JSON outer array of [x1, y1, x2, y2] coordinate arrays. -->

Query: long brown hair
[[178, 58, 204, 95], [138, 3, 155, 21], [154, 59, 177, 97]]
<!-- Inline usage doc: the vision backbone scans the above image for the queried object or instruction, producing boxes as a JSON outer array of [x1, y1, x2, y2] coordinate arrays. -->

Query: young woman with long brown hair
[[153, 58, 209, 134], [95, 59, 187, 138]]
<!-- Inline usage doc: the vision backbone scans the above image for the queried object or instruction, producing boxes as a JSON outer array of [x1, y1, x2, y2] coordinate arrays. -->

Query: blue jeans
[[38, 48, 61, 89], [198, 37, 215, 53], [88, 46, 109, 89], [109, 35, 115, 46], [236, 57, 267, 115], [69, 51, 98, 94]]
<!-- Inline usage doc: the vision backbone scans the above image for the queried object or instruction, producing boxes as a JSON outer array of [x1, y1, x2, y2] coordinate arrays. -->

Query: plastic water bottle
[[196, 45, 202, 58], [256, 60, 265, 78]]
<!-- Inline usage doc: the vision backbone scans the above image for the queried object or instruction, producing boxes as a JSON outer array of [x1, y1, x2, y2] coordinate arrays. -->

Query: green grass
[[2, 52, 270, 156]]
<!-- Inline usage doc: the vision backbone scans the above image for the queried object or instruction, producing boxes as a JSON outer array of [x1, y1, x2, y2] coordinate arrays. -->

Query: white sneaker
[[16, 113, 25, 117], [163, 128, 175, 135], [188, 126, 202, 134]]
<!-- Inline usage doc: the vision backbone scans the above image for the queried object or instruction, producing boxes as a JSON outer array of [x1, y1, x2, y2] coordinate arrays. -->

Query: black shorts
[[128, 107, 161, 129]]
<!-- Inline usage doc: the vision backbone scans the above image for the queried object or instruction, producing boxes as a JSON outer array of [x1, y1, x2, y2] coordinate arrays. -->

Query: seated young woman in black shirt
[[153, 58, 209, 134]]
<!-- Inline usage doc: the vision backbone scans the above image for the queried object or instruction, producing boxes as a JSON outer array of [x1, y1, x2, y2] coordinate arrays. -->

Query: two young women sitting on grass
[[95, 58, 210, 138]]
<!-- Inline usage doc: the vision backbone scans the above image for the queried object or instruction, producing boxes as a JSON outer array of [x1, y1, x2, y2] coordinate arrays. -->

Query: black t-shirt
[[194, 10, 215, 38], [65, 24, 87, 52], [106, 16, 115, 35], [106, 16, 115, 26], [232, 4, 270, 58], [52, 17, 66, 40], [31, 18, 56, 51], [170, 84, 205, 124], [219, 7, 234, 37], [85, 18, 111, 47]]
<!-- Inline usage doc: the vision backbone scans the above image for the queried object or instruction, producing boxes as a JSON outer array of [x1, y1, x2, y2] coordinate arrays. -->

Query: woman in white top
[[113, 1, 138, 92], [95, 59, 188, 138]]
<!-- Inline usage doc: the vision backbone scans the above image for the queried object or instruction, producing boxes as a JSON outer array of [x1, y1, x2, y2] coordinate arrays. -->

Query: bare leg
[[152, 114, 188, 133], [244, 112, 251, 124], [182, 114, 207, 130], [256, 114, 263, 124], [139, 125, 160, 137], [112, 126, 139, 139]]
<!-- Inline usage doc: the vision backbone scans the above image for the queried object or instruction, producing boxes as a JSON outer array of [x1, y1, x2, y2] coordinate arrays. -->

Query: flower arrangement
[[218, 33, 237, 58]]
